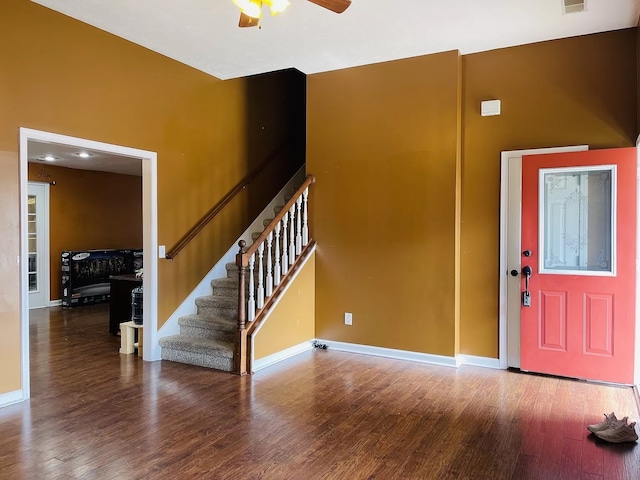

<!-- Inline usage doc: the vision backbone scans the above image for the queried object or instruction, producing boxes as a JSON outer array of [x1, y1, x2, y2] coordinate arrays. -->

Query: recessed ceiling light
[[78, 152, 91, 158], [44, 155, 56, 161]]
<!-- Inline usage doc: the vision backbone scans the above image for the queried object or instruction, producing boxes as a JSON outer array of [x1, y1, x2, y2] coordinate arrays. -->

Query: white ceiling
[[29, 140, 142, 177], [31, 0, 640, 81]]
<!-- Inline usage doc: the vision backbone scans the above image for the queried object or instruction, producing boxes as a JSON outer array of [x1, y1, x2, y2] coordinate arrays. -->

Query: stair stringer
[[157, 166, 306, 346]]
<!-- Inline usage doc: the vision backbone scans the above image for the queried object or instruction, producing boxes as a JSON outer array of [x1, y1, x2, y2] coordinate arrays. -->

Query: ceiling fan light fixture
[[265, 0, 291, 15], [232, 0, 262, 19]]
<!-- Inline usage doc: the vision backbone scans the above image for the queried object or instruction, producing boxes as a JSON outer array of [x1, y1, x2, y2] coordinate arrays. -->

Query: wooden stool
[[119, 321, 143, 357]]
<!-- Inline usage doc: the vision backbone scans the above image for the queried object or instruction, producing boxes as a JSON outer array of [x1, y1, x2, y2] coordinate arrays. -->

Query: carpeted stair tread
[[211, 277, 239, 288], [159, 335, 234, 358], [195, 294, 237, 309], [178, 314, 236, 332], [160, 335, 234, 371]]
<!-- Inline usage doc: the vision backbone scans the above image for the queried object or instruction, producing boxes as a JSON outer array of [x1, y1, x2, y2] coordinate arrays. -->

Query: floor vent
[[563, 0, 586, 14]]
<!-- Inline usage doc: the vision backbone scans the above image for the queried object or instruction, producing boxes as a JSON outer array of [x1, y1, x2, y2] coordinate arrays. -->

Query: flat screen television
[[61, 249, 142, 307]]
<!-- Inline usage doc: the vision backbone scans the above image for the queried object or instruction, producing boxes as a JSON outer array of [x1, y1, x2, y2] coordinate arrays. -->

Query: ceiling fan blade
[[307, 0, 351, 14], [239, 12, 260, 27]]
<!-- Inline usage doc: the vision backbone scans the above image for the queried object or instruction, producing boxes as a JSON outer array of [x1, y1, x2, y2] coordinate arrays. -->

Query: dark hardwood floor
[[1, 305, 639, 479]]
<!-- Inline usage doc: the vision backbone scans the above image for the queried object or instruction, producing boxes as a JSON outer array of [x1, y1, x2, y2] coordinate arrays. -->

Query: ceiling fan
[[233, 0, 351, 28]]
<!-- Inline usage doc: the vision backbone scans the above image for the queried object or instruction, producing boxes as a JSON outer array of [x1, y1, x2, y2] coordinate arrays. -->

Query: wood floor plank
[[1, 305, 639, 479]]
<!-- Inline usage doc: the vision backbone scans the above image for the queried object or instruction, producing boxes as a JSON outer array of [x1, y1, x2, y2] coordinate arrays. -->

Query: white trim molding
[[49, 299, 62, 307], [456, 354, 502, 369], [19, 128, 158, 405], [0, 390, 25, 408], [250, 338, 503, 373], [498, 145, 589, 371], [316, 339, 458, 368], [252, 341, 314, 372]]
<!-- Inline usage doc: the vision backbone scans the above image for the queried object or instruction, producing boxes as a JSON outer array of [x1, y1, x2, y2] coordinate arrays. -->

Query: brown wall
[[27, 164, 143, 301], [253, 253, 315, 361], [307, 51, 462, 357], [461, 30, 637, 357], [0, 0, 304, 396]]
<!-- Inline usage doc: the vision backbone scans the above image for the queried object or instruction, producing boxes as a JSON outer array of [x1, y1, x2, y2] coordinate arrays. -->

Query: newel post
[[235, 240, 248, 375]]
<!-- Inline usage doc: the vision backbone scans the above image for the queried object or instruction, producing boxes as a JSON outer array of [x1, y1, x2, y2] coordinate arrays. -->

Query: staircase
[[159, 263, 240, 371], [158, 181, 310, 373]]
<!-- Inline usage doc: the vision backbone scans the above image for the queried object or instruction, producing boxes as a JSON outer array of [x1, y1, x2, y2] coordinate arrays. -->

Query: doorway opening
[[500, 144, 640, 385], [19, 128, 159, 401], [498, 145, 588, 370]]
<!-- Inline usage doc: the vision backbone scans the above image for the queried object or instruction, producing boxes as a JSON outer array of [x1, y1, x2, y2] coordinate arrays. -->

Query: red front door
[[521, 148, 636, 384]]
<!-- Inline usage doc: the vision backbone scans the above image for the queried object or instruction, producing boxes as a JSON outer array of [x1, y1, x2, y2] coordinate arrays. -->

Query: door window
[[28, 194, 38, 291], [539, 165, 615, 276]]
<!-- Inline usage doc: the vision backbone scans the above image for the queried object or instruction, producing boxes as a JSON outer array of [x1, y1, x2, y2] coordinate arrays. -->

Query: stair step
[[211, 276, 239, 293], [159, 335, 234, 371], [195, 295, 237, 318], [178, 314, 236, 343]]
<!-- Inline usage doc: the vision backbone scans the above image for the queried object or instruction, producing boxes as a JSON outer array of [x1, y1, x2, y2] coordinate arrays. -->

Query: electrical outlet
[[344, 312, 352, 325]]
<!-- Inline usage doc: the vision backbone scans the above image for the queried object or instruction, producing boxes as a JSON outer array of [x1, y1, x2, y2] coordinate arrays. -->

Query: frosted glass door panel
[[540, 166, 614, 275], [28, 194, 38, 292], [28, 182, 50, 309]]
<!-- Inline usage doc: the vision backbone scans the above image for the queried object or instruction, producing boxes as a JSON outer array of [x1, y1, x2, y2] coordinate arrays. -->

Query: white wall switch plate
[[158, 245, 166, 258], [344, 312, 352, 325]]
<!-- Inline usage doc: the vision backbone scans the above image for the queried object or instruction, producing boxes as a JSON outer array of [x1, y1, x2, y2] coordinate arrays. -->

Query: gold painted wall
[[307, 52, 462, 357], [461, 30, 637, 357], [253, 253, 315, 361], [27, 164, 143, 301], [0, 152, 21, 393], [0, 0, 304, 396]]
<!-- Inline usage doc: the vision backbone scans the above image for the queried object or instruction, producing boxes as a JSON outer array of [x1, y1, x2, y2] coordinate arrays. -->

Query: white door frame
[[19, 128, 160, 401], [498, 145, 588, 370], [27, 181, 50, 309]]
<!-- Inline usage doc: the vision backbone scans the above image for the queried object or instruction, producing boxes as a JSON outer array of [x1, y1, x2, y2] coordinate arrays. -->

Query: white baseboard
[[456, 354, 502, 369], [49, 299, 62, 307], [316, 339, 458, 368], [252, 341, 314, 372], [314, 340, 503, 371], [0, 389, 25, 408]]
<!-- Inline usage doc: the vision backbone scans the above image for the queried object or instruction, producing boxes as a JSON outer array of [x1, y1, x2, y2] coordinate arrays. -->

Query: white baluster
[[274, 222, 281, 286], [302, 187, 309, 246], [289, 204, 296, 265], [266, 231, 273, 297], [248, 253, 256, 321], [257, 243, 264, 309], [295, 195, 302, 255], [281, 211, 289, 276]]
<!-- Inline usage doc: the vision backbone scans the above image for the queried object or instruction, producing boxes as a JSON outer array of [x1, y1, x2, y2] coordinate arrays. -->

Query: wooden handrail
[[237, 174, 315, 266], [165, 139, 294, 260]]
